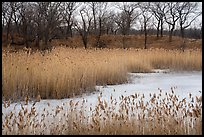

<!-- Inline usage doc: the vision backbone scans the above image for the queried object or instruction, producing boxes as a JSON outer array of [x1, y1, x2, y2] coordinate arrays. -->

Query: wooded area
[[2, 2, 202, 50]]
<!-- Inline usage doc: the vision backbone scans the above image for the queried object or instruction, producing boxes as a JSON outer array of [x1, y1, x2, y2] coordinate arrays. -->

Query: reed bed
[[2, 47, 202, 100], [2, 88, 202, 135]]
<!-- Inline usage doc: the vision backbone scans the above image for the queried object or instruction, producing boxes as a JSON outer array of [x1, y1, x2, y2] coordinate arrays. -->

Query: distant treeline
[[2, 2, 202, 50], [129, 28, 202, 39]]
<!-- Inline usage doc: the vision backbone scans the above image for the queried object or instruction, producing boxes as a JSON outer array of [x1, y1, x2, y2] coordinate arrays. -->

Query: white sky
[[75, 2, 202, 30]]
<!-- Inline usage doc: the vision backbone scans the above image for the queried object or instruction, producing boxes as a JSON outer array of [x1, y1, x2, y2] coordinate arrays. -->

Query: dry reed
[[2, 88, 202, 135], [2, 47, 201, 100]]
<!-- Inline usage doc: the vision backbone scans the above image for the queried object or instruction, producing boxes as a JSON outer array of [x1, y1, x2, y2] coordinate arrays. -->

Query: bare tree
[[61, 2, 79, 38], [33, 2, 62, 50], [10, 2, 21, 35], [115, 11, 128, 49], [150, 2, 167, 38], [199, 22, 202, 39], [87, 2, 109, 48], [116, 2, 139, 35], [74, 4, 93, 49], [88, 2, 98, 35], [95, 2, 109, 48], [2, 2, 202, 50], [164, 2, 180, 42], [115, 2, 140, 48], [2, 2, 5, 32], [18, 2, 35, 47], [176, 2, 201, 38], [138, 17, 144, 35], [138, 2, 153, 49], [175, 2, 201, 51], [104, 11, 118, 35], [2, 2, 15, 45]]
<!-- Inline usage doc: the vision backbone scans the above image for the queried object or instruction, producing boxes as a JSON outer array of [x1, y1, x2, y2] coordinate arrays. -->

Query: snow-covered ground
[[85, 69, 202, 104], [2, 70, 202, 134]]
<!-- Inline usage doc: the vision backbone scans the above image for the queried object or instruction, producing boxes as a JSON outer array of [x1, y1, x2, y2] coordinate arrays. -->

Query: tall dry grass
[[2, 47, 202, 100], [2, 89, 202, 135]]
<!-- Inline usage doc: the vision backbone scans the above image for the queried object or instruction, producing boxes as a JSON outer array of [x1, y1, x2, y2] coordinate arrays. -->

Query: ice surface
[[3, 70, 202, 112], [2, 70, 202, 134]]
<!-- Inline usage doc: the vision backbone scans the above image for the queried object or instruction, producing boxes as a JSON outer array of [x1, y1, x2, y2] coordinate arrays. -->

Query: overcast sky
[[75, 2, 202, 30]]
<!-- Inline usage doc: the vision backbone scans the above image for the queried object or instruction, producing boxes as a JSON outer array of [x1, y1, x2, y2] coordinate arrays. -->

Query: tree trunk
[[66, 24, 72, 38], [82, 36, 87, 49], [127, 16, 131, 35], [96, 18, 102, 48], [81, 31, 88, 49], [6, 12, 13, 45], [70, 27, 73, 37], [2, 18, 4, 33], [156, 20, 160, 38], [114, 30, 117, 35], [169, 30, 173, 42], [144, 33, 147, 49], [6, 22, 11, 44], [122, 34, 126, 49], [14, 20, 20, 35], [144, 22, 147, 49], [169, 25, 175, 42], [92, 6, 97, 35], [180, 28, 184, 39], [160, 20, 163, 37]]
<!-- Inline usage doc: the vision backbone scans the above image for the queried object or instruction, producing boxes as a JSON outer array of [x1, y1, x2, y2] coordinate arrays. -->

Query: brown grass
[[2, 89, 202, 135], [50, 35, 202, 50], [3, 34, 201, 50], [2, 47, 202, 101]]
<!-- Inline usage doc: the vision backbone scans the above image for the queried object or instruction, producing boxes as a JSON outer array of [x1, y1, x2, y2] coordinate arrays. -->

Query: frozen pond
[[93, 70, 202, 103], [2, 70, 202, 134], [3, 70, 202, 113]]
